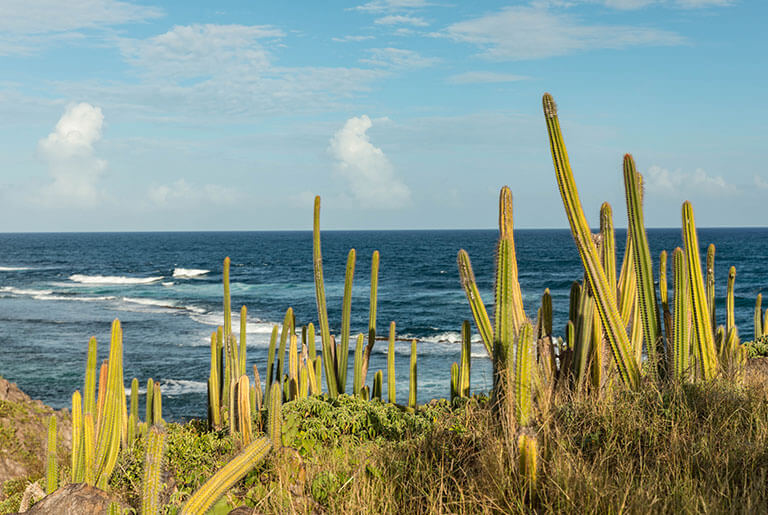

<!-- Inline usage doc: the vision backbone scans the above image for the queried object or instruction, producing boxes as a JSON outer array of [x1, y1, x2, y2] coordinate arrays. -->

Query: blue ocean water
[[0, 228, 766, 421]]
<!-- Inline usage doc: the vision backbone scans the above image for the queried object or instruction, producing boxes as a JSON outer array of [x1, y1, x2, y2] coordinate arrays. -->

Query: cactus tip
[[542, 93, 557, 118], [498, 186, 514, 239]]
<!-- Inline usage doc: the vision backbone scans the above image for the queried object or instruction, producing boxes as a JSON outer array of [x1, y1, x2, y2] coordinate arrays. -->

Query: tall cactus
[[180, 437, 272, 515], [457, 250, 493, 357], [71, 391, 84, 483], [84, 336, 98, 419], [239, 305, 247, 377], [518, 433, 538, 491], [236, 375, 252, 445], [83, 413, 95, 485], [542, 93, 639, 389], [94, 319, 125, 490], [706, 244, 716, 331], [726, 266, 736, 337], [353, 332, 365, 397], [372, 370, 383, 401], [624, 154, 663, 378], [682, 202, 718, 380], [313, 196, 339, 398], [672, 248, 691, 381], [361, 250, 380, 384], [459, 320, 471, 398], [208, 333, 221, 429], [408, 339, 418, 410], [338, 249, 356, 393], [387, 322, 396, 403], [268, 382, 282, 449], [515, 323, 534, 427], [46, 415, 57, 494], [146, 378, 154, 427], [265, 325, 278, 401], [755, 294, 763, 340], [141, 426, 166, 515]]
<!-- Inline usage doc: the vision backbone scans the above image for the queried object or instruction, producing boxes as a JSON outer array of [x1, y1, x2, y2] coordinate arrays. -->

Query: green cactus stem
[[84, 413, 95, 485], [71, 391, 84, 483], [141, 426, 166, 515], [46, 415, 57, 494], [239, 305, 247, 377], [180, 438, 272, 515], [672, 248, 691, 381], [307, 322, 316, 361], [265, 325, 278, 401], [84, 336, 98, 418], [338, 249, 356, 394], [372, 370, 383, 401], [459, 320, 471, 398], [387, 322, 396, 403], [299, 364, 308, 400], [518, 432, 538, 491], [682, 202, 718, 380], [515, 323, 534, 427], [360, 251, 381, 387], [276, 308, 294, 392], [495, 186, 527, 348], [600, 203, 617, 292], [252, 365, 262, 411], [94, 319, 125, 490], [236, 375, 252, 445], [726, 266, 736, 337], [624, 154, 663, 378], [408, 339, 418, 410], [542, 93, 639, 389], [268, 382, 282, 449], [755, 294, 763, 340], [208, 333, 221, 429], [313, 196, 339, 398], [153, 383, 163, 426], [457, 250, 493, 357], [450, 362, 459, 402], [706, 244, 716, 331]]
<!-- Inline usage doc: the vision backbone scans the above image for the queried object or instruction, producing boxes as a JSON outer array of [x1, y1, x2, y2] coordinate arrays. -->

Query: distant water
[[0, 229, 766, 421]]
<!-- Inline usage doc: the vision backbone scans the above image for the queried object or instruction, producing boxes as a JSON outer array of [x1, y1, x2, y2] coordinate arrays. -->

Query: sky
[[0, 0, 765, 231]]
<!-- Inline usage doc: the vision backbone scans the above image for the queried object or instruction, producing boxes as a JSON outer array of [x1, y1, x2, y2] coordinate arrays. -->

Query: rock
[[228, 507, 255, 514], [23, 483, 126, 514]]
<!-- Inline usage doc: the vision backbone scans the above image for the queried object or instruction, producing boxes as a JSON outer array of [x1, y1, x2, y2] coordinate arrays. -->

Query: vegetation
[[2, 92, 768, 513]]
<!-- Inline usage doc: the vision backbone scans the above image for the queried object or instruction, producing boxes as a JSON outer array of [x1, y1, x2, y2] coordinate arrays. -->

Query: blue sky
[[0, 0, 764, 231]]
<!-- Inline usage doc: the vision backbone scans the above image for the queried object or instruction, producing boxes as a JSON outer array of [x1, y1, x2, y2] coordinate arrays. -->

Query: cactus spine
[[180, 437, 272, 515], [141, 426, 166, 515], [682, 202, 718, 380], [268, 382, 282, 449], [408, 339, 417, 410], [387, 322, 396, 403], [46, 415, 57, 494], [542, 93, 639, 389]]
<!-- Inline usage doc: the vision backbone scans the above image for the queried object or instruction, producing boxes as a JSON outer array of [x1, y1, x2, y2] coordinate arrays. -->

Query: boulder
[[23, 483, 126, 514]]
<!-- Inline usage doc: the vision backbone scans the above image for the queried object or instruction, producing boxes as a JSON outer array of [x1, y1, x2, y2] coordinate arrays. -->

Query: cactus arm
[[46, 415, 57, 494], [515, 322, 534, 427], [84, 337, 98, 417], [338, 249, 356, 394], [361, 251, 381, 384], [518, 433, 538, 490], [71, 391, 84, 483], [617, 234, 636, 327], [572, 282, 594, 386], [299, 364, 308, 400], [313, 196, 339, 398], [353, 332, 365, 397], [494, 186, 526, 349], [141, 427, 166, 515], [252, 365, 263, 411], [706, 244, 716, 331], [542, 93, 639, 389], [209, 333, 221, 429], [600, 202, 617, 291], [726, 266, 736, 337], [459, 320, 471, 398], [754, 294, 763, 340], [387, 322, 396, 403], [239, 306, 247, 376], [289, 334, 299, 393], [408, 339, 418, 410], [457, 249, 494, 357], [268, 382, 282, 449], [682, 202, 718, 379], [95, 320, 124, 489], [153, 383, 163, 426], [307, 322, 316, 361], [450, 363, 459, 402], [180, 437, 272, 515], [672, 248, 690, 380], [372, 370, 383, 401]]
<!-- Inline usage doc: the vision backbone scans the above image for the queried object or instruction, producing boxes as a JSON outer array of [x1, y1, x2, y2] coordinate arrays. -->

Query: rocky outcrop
[[21, 483, 127, 514]]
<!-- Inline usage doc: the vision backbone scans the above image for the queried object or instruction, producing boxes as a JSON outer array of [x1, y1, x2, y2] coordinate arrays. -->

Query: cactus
[[208, 333, 221, 429], [239, 305, 247, 376], [706, 244, 716, 331], [755, 294, 763, 340], [682, 202, 718, 380], [141, 426, 166, 515], [517, 432, 538, 490], [236, 375, 252, 444], [84, 412, 95, 485], [457, 250, 493, 357], [153, 383, 163, 426], [624, 154, 663, 378], [672, 248, 691, 381], [572, 280, 595, 386], [542, 93, 639, 389], [459, 320, 471, 398], [145, 378, 154, 426], [265, 325, 278, 400], [313, 196, 340, 398], [494, 186, 526, 351], [408, 339, 418, 410], [71, 391, 84, 483], [338, 249, 356, 394], [353, 331, 365, 397], [288, 334, 298, 400], [299, 364, 308, 400], [276, 308, 294, 393], [96, 360, 108, 429], [84, 336, 98, 418], [726, 266, 736, 337], [180, 437, 272, 515], [94, 319, 125, 490], [46, 414, 57, 494], [252, 365, 263, 411], [515, 323, 534, 427], [450, 362, 459, 402], [387, 322, 396, 403], [361, 250, 381, 384], [600, 202, 617, 303], [372, 370, 383, 401], [268, 382, 282, 449]]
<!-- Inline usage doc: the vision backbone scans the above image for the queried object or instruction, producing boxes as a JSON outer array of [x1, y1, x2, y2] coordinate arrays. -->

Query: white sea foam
[[122, 297, 178, 308], [156, 379, 208, 396], [172, 268, 209, 278], [70, 274, 164, 285], [1, 286, 54, 296], [0, 266, 31, 271], [34, 294, 116, 302], [161, 282, 175, 287], [406, 331, 483, 344]]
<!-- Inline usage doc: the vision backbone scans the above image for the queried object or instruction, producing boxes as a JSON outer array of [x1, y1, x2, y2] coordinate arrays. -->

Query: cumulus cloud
[[351, 0, 431, 12], [37, 103, 107, 204], [328, 115, 410, 208], [440, 6, 685, 60], [148, 179, 241, 207], [375, 15, 429, 26], [645, 165, 736, 197], [332, 35, 375, 43], [753, 176, 768, 190]]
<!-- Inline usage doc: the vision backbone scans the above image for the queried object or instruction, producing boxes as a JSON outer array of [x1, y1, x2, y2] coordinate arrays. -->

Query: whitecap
[[1, 286, 54, 296], [155, 379, 208, 396], [161, 282, 175, 287], [121, 297, 179, 309], [172, 268, 209, 279], [70, 274, 164, 285], [0, 266, 31, 271]]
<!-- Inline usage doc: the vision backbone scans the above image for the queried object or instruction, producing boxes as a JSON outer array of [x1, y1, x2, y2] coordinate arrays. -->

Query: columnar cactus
[[141, 426, 166, 515], [71, 390, 84, 483], [408, 339, 418, 410], [459, 320, 471, 398], [372, 370, 383, 401], [268, 382, 282, 449], [94, 319, 125, 490], [313, 196, 339, 398], [755, 294, 763, 340], [46, 415, 57, 494], [672, 248, 691, 381], [387, 322, 396, 403], [517, 432, 538, 490], [339, 249, 356, 393]]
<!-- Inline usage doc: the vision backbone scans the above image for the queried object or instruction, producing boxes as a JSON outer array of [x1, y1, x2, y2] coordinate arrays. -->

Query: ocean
[[0, 228, 765, 421]]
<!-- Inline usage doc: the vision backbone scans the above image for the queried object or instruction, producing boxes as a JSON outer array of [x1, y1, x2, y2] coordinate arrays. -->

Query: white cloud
[[361, 47, 439, 68], [328, 115, 410, 208], [440, 6, 685, 60], [352, 0, 431, 12], [448, 71, 529, 84], [148, 179, 241, 207], [645, 165, 736, 197], [375, 15, 429, 26], [332, 35, 376, 43], [37, 103, 107, 204], [753, 176, 768, 190], [600, 0, 732, 8], [0, 0, 162, 55]]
